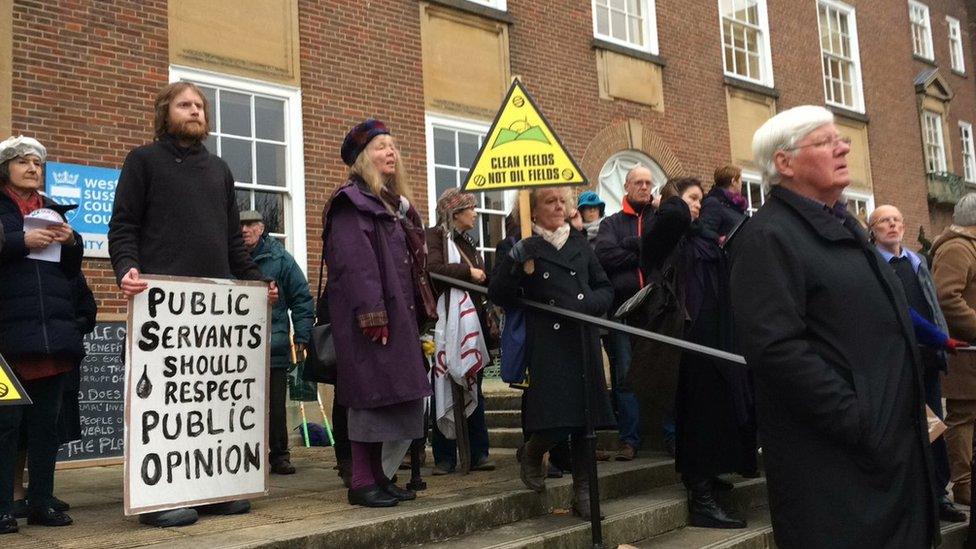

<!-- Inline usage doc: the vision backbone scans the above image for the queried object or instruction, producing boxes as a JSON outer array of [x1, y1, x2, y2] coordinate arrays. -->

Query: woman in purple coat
[[323, 120, 434, 508]]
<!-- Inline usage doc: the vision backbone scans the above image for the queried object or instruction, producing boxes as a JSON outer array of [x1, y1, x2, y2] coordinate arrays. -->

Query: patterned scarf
[[533, 222, 571, 250]]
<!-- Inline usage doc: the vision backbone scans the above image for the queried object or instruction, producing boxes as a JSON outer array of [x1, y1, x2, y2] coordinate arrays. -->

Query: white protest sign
[[23, 208, 63, 263], [124, 275, 270, 515]]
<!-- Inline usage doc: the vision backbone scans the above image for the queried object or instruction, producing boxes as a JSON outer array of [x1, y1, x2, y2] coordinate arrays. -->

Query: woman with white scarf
[[425, 188, 496, 475], [488, 187, 615, 520]]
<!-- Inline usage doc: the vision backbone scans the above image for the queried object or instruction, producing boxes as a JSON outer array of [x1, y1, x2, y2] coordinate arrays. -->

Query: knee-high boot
[[684, 475, 746, 529], [570, 435, 604, 521], [519, 433, 555, 493]]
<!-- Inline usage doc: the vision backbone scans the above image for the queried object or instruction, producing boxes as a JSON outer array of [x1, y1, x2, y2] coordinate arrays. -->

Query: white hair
[[752, 105, 834, 187], [625, 164, 652, 184], [954, 193, 976, 226]]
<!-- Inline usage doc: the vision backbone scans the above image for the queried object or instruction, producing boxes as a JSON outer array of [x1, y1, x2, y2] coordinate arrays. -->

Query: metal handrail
[[429, 272, 747, 365]]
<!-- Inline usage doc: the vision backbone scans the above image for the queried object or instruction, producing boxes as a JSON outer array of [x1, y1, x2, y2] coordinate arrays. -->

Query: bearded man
[[108, 81, 277, 528]]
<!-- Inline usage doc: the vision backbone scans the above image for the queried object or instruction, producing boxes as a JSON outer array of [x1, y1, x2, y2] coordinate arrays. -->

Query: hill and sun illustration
[[492, 118, 551, 149]]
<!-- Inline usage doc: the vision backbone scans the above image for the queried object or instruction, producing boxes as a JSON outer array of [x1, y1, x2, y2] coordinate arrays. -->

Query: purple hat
[[341, 119, 391, 166]]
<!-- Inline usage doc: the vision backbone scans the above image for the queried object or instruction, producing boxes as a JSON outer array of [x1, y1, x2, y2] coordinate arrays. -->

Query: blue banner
[[45, 161, 120, 258]]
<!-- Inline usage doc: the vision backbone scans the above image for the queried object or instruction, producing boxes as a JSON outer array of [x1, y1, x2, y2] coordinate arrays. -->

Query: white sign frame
[[123, 275, 270, 515]]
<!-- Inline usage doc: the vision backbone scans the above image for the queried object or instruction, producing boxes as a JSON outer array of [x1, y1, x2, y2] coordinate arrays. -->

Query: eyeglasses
[[783, 135, 852, 151], [870, 216, 904, 227]]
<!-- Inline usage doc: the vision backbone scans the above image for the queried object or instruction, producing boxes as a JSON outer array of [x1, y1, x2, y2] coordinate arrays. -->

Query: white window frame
[[466, 0, 507, 11], [843, 190, 874, 221], [922, 110, 947, 174], [741, 170, 765, 215], [718, 0, 774, 87], [169, 65, 308, 274], [592, 0, 659, 55], [424, 113, 516, 262], [960, 121, 976, 183], [947, 16, 965, 73], [909, 1, 934, 61], [816, 0, 865, 113]]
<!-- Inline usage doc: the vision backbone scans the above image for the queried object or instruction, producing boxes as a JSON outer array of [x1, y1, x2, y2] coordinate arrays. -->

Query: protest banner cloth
[[123, 275, 270, 515], [0, 352, 31, 406]]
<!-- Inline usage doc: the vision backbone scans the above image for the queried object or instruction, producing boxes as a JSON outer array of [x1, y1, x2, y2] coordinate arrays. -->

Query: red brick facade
[[5, 0, 976, 311]]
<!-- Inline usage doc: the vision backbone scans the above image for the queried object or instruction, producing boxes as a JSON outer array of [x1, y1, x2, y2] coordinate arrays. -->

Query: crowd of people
[[0, 81, 973, 548]]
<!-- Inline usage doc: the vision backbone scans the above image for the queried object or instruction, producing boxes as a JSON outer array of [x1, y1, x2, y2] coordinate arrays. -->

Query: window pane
[[609, 0, 625, 10], [595, 5, 610, 36], [435, 167, 457, 202], [220, 91, 251, 137], [221, 136, 253, 183], [236, 189, 252, 212], [254, 191, 285, 234], [628, 16, 643, 46], [483, 190, 506, 211], [203, 134, 218, 154], [611, 9, 627, 41], [254, 97, 285, 142], [747, 52, 760, 79], [433, 128, 456, 166], [197, 86, 217, 131], [256, 142, 287, 186], [458, 132, 480, 169]]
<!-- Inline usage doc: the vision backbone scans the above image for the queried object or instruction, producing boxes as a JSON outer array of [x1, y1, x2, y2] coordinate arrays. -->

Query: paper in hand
[[23, 208, 63, 263]]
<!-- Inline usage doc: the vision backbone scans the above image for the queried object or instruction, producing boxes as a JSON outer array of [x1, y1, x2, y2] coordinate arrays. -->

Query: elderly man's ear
[[773, 150, 794, 179]]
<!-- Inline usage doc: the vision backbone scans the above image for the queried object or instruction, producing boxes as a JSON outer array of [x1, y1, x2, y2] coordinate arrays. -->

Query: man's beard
[[168, 119, 207, 142]]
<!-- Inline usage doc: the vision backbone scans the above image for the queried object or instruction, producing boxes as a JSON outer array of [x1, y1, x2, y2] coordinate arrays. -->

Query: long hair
[[349, 148, 409, 202], [153, 82, 211, 140]]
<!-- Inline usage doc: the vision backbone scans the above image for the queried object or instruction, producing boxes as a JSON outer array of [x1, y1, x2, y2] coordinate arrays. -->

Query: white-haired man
[[729, 106, 937, 547]]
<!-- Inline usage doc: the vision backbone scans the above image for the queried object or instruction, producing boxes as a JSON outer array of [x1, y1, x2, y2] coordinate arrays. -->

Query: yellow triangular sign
[[0, 352, 31, 406], [462, 79, 587, 192]]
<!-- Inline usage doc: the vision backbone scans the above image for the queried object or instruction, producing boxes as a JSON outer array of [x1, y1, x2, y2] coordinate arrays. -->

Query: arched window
[[597, 150, 668, 216]]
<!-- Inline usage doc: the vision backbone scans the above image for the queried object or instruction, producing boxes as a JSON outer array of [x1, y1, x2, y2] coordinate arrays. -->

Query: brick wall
[[10, 0, 168, 315]]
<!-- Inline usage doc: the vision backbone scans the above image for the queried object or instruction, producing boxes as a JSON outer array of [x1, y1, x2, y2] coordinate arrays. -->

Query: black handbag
[[302, 253, 338, 384]]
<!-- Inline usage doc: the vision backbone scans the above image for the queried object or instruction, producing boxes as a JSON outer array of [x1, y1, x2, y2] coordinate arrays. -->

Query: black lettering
[[244, 442, 260, 472], [191, 292, 205, 315], [147, 288, 165, 318], [248, 324, 262, 348], [141, 411, 159, 444], [137, 321, 160, 352], [141, 453, 161, 485]]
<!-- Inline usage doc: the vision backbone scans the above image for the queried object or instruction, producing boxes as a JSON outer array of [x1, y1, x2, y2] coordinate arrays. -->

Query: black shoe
[[26, 507, 72, 527], [348, 485, 398, 507], [712, 476, 735, 491], [546, 463, 564, 479], [195, 499, 251, 515], [470, 456, 496, 471], [379, 479, 416, 501], [270, 460, 296, 475], [687, 478, 746, 529], [138, 508, 198, 527], [940, 496, 967, 523], [0, 513, 17, 534], [50, 496, 70, 513], [11, 499, 27, 519]]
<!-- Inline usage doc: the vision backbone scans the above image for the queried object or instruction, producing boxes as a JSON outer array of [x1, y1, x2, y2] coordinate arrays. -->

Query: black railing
[[429, 272, 745, 549]]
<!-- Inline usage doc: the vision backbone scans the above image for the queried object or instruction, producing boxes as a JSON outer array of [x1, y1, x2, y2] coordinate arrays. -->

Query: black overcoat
[[729, 186, 938, 548], [490, 231, 616, 433]]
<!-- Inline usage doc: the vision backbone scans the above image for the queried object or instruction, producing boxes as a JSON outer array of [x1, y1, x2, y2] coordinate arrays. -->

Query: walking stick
[[298, 401, 311, 448], [315, 390, 336, 447], [579, 322, 604, 549]]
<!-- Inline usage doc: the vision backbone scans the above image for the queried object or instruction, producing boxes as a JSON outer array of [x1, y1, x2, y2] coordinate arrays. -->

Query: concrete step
[[142, 455, 680, 549], [638, 508, 969, 548], [485, 391, 522, 412], [486, 409, 522, 429], [488, 427, 621, 451], [420, 476, 768, 548]]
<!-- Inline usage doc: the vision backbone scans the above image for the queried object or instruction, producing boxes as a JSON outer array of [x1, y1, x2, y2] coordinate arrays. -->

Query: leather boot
[[570, 438, 604, 521], [685, 476, 746, 529], [520, 434, 554, 493]]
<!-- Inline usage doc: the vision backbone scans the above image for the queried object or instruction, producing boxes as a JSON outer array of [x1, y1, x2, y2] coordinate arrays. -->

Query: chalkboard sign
[[57, 322, 126, 464]]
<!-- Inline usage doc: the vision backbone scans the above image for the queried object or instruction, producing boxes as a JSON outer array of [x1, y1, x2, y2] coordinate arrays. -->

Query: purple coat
[[323, 178, 432, 409]]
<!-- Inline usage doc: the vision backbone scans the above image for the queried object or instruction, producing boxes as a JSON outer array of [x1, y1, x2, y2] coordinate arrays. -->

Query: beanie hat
[[437, 187, 477, 223], [577, 190, 605, 217], [954, 193, 976, 226], [0, 135, 47, 164], [340, 119, 390, 166]]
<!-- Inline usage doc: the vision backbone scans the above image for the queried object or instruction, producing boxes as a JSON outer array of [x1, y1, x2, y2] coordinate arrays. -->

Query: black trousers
[[0, 373, 65, 514], [269, 369, 289, 464], [332, 399, 351, 462]]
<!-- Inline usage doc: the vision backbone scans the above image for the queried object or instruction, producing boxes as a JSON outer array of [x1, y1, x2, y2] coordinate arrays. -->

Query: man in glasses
[[730, 105, 937, 547]]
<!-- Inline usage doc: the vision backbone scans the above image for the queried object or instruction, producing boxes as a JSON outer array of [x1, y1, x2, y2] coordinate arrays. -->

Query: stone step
[[486, 409, 522, 429], [488, 427, 621, 451], [143, 455, 680, 549], [420, 476, 769, 548], [638, 508, 969, 548], [484, 391, 522, 412]]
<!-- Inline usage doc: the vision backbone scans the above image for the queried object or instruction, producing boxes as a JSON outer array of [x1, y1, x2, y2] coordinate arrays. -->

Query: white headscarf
[[0, 135, 47, 164]]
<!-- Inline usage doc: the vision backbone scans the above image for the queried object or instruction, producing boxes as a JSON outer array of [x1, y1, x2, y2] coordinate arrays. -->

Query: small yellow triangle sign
[[0, 352, 31, 406], [462, 79, 587, 192]]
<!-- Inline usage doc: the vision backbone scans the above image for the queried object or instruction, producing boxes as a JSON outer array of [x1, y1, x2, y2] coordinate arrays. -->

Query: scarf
[[720, 188, 748, 213], [3, 186, 43, 217], [533, 222, 571, 250]]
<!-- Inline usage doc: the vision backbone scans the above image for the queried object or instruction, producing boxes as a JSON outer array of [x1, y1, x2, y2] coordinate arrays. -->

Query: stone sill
[[592, 38, 666, 68], [425, 0, 514, 24], [723, 75, 779, 99], [826, 104, 869, 124]]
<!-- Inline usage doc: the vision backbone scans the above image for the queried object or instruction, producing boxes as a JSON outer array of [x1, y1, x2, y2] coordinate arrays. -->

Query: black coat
[[0, 191, 85, 363], [489, 231, 616, 433], [729, 186, 937, 548], [594, 199, 655, 310], [699, 187, 747, 242]]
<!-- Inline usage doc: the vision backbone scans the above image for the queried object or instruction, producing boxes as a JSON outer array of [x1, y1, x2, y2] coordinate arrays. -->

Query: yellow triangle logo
[[0, 352, 31, 406], [462, 79, 587, 192]]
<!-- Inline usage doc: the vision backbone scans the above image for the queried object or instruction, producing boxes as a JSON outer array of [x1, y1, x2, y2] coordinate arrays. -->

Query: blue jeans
[[603, 331, 641, 449], [431, 374, 489, 468]]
